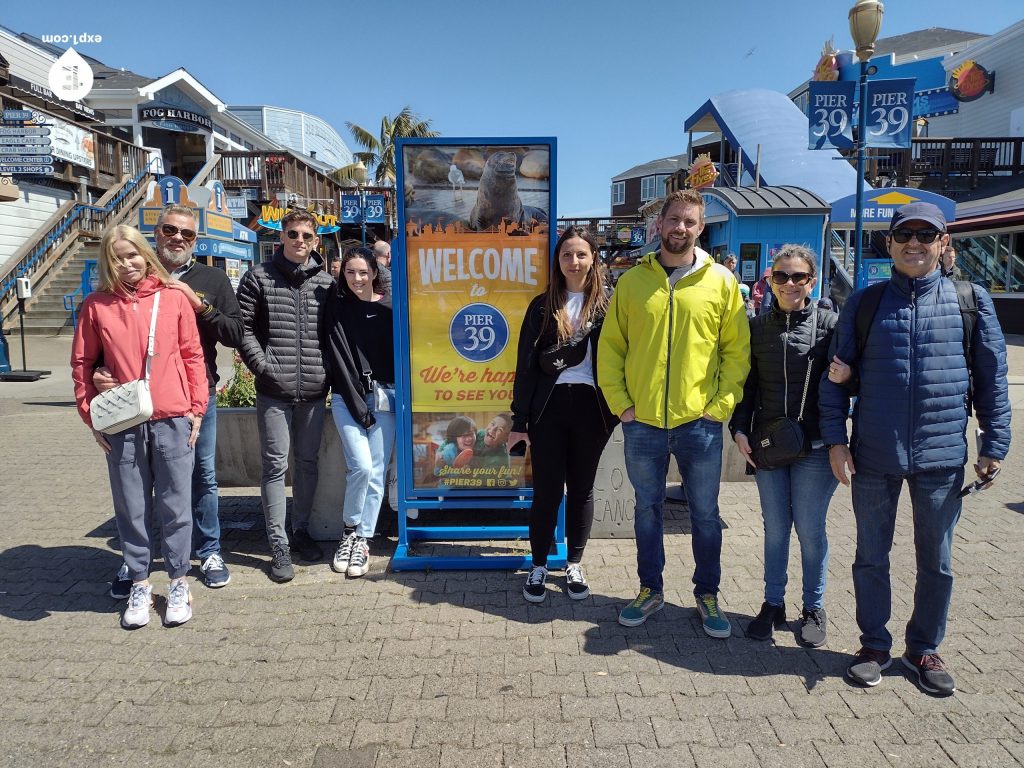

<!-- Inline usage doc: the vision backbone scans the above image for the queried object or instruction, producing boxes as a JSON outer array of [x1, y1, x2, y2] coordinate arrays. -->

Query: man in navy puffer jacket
[[819, 202, 1010, 696]]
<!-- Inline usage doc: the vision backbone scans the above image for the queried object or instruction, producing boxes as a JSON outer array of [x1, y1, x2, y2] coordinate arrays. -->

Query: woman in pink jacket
[[71, 224, 207, 629]]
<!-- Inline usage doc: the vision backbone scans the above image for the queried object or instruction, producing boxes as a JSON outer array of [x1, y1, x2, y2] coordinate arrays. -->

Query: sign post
[[392, 137, 558, 570]]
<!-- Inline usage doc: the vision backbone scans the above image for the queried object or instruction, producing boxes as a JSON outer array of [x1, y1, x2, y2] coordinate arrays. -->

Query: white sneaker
[[347, 537, 370, 578], [121, 583, 153, 629], [332, 532, 356, 573], [164, 579, 192, 627]]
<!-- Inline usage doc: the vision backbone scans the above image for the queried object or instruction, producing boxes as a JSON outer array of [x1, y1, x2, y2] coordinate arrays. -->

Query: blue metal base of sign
[[392, 497, 567, 572]]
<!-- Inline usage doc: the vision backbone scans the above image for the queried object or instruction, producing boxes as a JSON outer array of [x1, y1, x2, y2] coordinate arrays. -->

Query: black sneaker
[[746, 601, 786, 641], [270, 545, 294, 582], [902, 652, 956, 696], [846, 647, 892, 687], [564, 563, 590, 600], [290, 528, 322, 562], [523, 565, 548, 603], [798, 606, 827, 647], [109, 562, 132, 600]]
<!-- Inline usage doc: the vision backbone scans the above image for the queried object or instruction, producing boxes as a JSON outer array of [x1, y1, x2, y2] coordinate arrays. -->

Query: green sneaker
[[696, 593, 732, 638], [618, 587, 665, 627]]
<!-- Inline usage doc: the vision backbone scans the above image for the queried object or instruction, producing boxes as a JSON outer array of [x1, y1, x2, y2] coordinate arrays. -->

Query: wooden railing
[[214, 151, 352, 212], [0, 161, 157, 327], [863, 137, 1024, 190]]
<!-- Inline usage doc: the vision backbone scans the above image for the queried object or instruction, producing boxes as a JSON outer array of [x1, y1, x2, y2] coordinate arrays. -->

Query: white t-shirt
[[555, 292, 595, 386]]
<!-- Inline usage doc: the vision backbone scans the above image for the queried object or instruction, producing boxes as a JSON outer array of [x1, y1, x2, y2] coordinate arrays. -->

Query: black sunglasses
[[890, 228, 941, 244], [771, 270, 812, 286], [286, 230, 316, 242], [159, 223, 197, 242]]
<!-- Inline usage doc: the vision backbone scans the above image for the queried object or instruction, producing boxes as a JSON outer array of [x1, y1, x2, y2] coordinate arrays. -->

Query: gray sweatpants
[[256, 393, 325, 550], [105, 416, 195, 581]]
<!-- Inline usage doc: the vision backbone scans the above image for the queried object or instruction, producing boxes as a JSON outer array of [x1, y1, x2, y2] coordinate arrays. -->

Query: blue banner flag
[[341, 195, 361, 224], [807, 81, 855, 150], [864, 78, 916, 148], [364, 194, 385, 224]]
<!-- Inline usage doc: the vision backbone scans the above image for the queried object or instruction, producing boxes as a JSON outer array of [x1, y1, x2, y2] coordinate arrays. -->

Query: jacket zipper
[[294, 282, 303, 400], [665, 280, 675, 429], [908, 281, 916, 473], [782, 313, 791, 417]]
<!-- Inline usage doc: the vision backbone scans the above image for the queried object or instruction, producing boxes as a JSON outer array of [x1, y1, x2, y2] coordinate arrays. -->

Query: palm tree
[[331, 106, 439, 187]]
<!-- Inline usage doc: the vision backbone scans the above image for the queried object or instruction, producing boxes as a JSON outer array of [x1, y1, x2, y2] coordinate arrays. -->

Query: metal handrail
[[63, 286, 83, 329], [0, 159, 158, 311]]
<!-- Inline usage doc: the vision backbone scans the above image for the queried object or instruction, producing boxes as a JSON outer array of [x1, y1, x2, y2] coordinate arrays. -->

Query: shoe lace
[[273, 546, 292, 568], [918, 653, 946, 671], [700, 594, 720, 618], [802, 608, 824, 627], [167, 580, 188, 608], [526, 566, 547, 586], [203, 553, 225, 572], [631, 587, 652, 607], [566, 565, 585, 584], [349, 539, 368, 566], [337, 534, 355, 559], [127, 584, 149, 611]]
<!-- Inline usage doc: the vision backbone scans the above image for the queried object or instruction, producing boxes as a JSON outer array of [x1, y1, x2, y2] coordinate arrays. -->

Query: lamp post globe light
[[353, 160, 369, 246], [849, 0, 883, 290]]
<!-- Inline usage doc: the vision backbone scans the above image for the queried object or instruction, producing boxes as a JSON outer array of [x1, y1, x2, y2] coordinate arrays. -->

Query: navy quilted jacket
[[818, 268, 1010, 473]]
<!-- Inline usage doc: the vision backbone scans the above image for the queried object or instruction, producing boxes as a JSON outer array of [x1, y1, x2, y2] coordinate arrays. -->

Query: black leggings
[[528, 384, 613, 566]]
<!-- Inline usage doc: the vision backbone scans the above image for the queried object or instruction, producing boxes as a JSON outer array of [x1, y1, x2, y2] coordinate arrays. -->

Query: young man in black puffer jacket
[[237, 210, 334, 582]]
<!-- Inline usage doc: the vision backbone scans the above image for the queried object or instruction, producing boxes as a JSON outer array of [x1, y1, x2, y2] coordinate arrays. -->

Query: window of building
[[213, 124, 227, 136], [640, 174, 671, 202], [230, 133, 243, 145], [611, 181, 624, 206]]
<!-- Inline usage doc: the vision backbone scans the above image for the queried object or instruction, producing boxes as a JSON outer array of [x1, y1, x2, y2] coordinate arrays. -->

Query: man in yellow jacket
[[598, 189, 750, 635]]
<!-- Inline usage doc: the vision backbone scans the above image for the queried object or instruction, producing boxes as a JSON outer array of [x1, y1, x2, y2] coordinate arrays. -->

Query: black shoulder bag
[[750, 307, 817, 471]]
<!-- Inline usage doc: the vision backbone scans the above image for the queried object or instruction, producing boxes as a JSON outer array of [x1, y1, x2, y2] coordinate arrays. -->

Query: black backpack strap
[[953, 279, 978, 415], [854, 281, 888, 360]]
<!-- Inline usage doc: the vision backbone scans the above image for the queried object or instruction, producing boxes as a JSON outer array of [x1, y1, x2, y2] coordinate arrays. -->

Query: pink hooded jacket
[[71, 275, 208, 427]]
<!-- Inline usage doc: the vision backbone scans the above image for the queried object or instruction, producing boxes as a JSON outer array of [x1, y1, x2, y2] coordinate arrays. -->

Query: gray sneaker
[[347, 537, 370, 578], [270, 545, 294, 582]]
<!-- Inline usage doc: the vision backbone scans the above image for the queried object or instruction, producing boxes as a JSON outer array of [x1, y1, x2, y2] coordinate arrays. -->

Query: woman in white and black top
[[322, 247, 395, 579], [509, 227, 617, 603]]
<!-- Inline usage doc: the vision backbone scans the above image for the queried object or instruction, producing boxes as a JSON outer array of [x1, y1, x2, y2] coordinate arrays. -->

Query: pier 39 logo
[[449, 303, 509, 363]]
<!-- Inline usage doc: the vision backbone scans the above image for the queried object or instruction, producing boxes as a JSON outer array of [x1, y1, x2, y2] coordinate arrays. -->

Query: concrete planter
[[216, 410, 751, 542], [215, 406, 347, 541]]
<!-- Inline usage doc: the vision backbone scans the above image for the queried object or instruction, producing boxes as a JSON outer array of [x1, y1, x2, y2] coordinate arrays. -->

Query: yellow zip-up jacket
[[598, 249, 751, 428]]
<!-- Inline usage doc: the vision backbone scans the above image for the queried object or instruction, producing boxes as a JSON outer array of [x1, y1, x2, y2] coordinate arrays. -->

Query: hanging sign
[[808, 80, 855, 149], [863, 78, 916, 149]]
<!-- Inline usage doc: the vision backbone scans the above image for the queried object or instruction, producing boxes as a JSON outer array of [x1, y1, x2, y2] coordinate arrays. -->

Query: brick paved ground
[[1, 335, 1022, 768]]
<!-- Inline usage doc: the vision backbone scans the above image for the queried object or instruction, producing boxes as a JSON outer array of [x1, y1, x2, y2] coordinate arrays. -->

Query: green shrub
[[216, 353, 256, 407]]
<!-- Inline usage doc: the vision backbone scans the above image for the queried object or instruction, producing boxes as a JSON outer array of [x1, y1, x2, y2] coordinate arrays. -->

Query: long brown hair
[[541, 226, 608, 343]]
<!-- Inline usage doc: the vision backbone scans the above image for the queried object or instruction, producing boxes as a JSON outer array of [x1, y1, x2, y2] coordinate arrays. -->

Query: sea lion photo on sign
[[469, 151, 525, 231]]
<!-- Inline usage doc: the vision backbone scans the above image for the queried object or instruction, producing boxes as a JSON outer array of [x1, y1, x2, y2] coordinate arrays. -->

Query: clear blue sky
[[4, 1, 1022, 216]]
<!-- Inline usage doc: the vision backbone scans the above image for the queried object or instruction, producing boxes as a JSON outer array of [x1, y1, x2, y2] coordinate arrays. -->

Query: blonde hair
[[97, 225, 171, 293], [157, 204, 197, 225]]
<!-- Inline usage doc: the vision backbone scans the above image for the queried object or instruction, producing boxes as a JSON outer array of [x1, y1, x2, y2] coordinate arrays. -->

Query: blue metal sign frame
[[391, 136, 563, 571]]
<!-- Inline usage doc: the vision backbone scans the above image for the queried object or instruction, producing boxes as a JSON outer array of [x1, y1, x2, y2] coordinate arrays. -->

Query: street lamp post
[[353, 160, 369, 246], [849, 0, 884, 290]]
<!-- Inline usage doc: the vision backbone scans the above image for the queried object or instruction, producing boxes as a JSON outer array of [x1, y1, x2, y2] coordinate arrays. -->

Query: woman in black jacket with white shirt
[[322, 247, 394, 579], [508, 227, 617, 604], [729, 244, 840, 647]]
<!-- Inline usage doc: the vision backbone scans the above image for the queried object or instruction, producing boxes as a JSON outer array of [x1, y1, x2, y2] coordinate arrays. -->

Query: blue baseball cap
[[890, 202, 946, 232]]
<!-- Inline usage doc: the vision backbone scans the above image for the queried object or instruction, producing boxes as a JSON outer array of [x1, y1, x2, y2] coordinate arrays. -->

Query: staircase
[[9, 242, 99, 336]]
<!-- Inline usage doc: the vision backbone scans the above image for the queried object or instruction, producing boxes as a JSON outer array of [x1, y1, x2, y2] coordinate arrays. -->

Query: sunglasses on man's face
[[159, 224, 197, 242], [286, 230, 316, 242], [771, 271, 812, 286], [890, 228, 941, 244]]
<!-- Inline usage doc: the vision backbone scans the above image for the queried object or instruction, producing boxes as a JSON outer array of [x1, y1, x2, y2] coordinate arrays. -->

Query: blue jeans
[[192, 398, 220, 560], [331, 393, 396, 538], [622, 417, 724, 595], [851, 466, 964, 655], [754, 447, 837, 610]]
